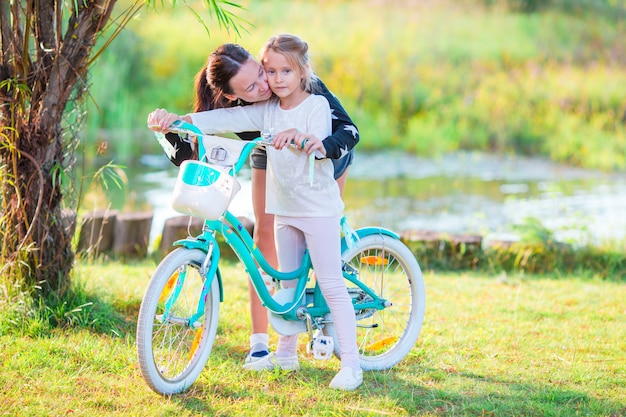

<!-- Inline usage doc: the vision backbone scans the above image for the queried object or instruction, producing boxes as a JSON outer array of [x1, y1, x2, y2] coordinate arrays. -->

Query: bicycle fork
[[159, 243, 218, 329]]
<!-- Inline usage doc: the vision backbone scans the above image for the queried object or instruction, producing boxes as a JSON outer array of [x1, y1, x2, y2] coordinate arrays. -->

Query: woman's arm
[[147, 109, 192, 132], [313, 79, 359, 159]]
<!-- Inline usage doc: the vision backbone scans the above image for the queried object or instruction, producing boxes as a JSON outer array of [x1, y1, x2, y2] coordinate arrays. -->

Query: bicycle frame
[[138, 122, 426, 396], [175, 211, 311, 316], [162, 121, 393, 327], [172, 211, 394, 326]]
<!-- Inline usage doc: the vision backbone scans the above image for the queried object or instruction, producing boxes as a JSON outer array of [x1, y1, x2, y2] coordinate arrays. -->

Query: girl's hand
[[293, 132, 325, 156], [271, 128, 297, 150], [273, 130, 326, 156], [147, 109, 190, 133]]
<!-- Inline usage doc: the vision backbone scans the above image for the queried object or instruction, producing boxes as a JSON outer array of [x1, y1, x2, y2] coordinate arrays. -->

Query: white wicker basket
[[171, 160, 241, 220]]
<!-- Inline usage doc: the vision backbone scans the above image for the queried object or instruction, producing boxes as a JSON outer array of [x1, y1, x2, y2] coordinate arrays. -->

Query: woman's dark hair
[[192, 64, 213, 112], [193, 43, 252, 112]]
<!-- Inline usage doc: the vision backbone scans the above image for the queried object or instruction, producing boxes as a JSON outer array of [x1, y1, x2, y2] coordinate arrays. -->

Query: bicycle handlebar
[[150, 120, 314, 182], [150, 120, 270, 176]]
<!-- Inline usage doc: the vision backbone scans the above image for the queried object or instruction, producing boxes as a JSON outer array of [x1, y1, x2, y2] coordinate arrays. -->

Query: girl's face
[[226, 59, 272, 103], [263, 50, 304, 101]]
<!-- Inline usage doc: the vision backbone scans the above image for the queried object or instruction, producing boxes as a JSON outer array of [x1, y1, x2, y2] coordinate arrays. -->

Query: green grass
[[2, 259, 625, 416]]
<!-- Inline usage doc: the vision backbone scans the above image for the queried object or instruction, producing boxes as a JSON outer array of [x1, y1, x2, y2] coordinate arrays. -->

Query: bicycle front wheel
[[136, 248, 220, 395], [325, 234, 425, 371]]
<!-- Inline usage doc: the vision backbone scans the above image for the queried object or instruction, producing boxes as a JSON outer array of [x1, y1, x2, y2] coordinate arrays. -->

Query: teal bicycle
[[136, 121, 426, 395]]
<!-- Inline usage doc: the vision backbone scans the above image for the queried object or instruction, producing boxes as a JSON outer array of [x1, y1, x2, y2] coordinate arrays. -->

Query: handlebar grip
[[169, 120, 203, 136]]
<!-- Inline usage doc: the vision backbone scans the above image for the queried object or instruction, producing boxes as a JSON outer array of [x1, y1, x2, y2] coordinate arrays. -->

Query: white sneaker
[[329, 366, 363, 390], [243, 343, 270, 369], [243, 352, 300, 371]]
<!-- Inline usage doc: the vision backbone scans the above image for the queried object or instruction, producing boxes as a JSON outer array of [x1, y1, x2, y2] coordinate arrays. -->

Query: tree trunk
[[1, 1, 242, 301], [0, 0, 117, 296]]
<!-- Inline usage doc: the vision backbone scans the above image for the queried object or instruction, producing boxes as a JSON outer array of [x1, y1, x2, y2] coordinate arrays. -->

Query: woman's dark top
[[162, 79, 359, 179]]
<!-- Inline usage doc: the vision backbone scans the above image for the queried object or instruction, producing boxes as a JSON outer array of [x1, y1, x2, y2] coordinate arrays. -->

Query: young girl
[[148, 34, 362, 390], [150, 42, 359, 370]]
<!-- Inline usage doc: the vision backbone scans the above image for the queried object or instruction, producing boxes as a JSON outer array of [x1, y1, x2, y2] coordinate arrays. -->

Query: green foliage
[[403, 224, 626, 278], [0, 280, 128, 338], [82, 28, 149, 164], [86, 161, 129, 209], [85, 0, 626, 171], [483, 0, 626, 18]]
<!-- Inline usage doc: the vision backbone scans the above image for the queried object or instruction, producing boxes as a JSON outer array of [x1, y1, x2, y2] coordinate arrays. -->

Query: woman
[[153, 34, 362, 390], [149, 42, 359, 370]]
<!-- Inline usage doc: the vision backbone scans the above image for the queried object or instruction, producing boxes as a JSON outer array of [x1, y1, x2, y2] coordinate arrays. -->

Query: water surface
[[132, 151, 626, 247]]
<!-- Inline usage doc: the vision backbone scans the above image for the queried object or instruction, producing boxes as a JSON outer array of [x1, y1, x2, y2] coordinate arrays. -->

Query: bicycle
[[136, 121, 426, 395]]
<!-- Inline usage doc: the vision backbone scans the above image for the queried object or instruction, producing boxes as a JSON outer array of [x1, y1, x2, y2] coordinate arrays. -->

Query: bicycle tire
[[324, 234, 426, 370], [136, 248, 220, 395]]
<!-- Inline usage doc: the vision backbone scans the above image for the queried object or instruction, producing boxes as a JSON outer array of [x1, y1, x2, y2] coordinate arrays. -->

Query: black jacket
[[162, 79, 359, 166]]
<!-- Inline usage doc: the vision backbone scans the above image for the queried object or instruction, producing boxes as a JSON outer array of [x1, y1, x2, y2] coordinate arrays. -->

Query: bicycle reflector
[[360, 256, 389, 266]]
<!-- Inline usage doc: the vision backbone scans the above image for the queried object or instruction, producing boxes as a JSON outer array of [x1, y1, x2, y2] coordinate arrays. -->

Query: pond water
[[130, 151, 626, 248]]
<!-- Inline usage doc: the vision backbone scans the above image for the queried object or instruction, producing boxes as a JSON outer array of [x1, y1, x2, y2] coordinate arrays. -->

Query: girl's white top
[[190, 95, 343, 217]]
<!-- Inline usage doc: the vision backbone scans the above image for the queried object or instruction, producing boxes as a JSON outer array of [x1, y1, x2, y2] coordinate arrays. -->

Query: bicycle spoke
[[137, 248, 220, 394], [329, 234, 425, 370]]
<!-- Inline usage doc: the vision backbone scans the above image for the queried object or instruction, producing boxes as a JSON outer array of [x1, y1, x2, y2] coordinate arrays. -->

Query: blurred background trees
[[1, 0, 623, 309], [90, 0, 624, 169]]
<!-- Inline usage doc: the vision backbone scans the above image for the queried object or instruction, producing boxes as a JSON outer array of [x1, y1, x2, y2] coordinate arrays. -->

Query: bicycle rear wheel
[[136, 248, 220, 395], [325, 234, 425, 370]]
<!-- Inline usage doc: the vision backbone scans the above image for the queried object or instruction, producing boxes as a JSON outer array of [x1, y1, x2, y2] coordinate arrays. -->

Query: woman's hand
[[147, 109, 191, 133], [273, 130, 326, 156]]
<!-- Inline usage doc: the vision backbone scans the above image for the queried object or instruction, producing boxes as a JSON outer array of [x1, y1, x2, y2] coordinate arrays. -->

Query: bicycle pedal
[[310, 334, 334, 360]]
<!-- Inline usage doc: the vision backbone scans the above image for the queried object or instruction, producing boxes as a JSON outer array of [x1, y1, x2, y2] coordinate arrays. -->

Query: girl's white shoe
[[329, 366, 363, 390]]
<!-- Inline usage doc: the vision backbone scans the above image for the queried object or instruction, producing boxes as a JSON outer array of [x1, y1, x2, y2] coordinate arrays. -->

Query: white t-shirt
[[190, 95, 343, 217]]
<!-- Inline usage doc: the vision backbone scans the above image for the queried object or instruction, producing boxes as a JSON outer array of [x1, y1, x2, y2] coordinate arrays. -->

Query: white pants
[[274, 215, 360, 370]]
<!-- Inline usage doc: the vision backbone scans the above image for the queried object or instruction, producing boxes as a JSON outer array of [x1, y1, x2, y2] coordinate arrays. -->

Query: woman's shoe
[[243, 343, 270, 369], [243, 352, 300, 371]]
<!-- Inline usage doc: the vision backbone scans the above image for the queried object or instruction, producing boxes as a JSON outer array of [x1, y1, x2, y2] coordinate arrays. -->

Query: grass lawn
[[1, 260, 625, 416]]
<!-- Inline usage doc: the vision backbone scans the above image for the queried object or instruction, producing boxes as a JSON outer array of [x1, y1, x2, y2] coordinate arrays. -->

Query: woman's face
[[226, 59, 272, 103]]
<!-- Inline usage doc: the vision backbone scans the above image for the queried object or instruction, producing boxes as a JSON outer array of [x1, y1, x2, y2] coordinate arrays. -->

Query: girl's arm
[[188, 103, 265, 134], [147, 105, 265, 165], [313, 79, 359, 159]]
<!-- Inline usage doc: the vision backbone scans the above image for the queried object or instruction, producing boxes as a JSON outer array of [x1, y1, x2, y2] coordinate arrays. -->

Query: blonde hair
[[260, 34, 317, 93]]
